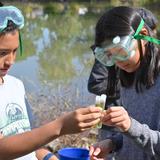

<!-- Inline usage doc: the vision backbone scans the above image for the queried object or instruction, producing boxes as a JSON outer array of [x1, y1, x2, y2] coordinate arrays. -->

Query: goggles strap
[[19, 31, 23, 55], [134, 34, 160, 45], [133, 18, 160, 45], [134, 19, 145, 37]]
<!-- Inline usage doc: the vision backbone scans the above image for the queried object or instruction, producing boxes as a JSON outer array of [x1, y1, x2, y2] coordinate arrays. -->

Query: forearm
[[125, 117, 160, 158], [0, 118, 62, 160], [0, 106, 102, 159]]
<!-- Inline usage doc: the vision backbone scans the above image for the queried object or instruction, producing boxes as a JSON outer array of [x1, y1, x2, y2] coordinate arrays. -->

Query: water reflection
[[10, 56, 40, 92], [35, 27, 57, 54], [8, 2, 160, 108]]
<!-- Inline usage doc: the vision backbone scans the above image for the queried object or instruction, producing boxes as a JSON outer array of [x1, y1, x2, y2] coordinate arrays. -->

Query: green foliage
[[38, 12, 96, 81], [7, 1, 160, 83], [43, 2, 65, 14]]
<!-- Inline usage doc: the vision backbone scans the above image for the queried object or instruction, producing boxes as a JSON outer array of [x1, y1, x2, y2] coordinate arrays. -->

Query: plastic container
[[58, 147, 90, 160], [95, 94, 107, 128]]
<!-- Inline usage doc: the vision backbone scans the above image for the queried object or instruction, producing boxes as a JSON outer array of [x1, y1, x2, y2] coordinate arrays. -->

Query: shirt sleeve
[[124, 117, 160, 159]]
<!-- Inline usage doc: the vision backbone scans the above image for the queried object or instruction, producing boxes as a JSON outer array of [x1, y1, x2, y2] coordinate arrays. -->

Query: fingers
[[103, 107, 126, 122], [90, 146, 101, 160], [102, 106, 131, 131], [105, 107, 127, 118], [89, 146, 95, 156], [72, 118, 101, 132], [74, 106, 103, 127], [103, 116, 125, 126], [103, 110, 123, 121], [90, 146, 106, 160], [105, 106, 125, 113], [79, 118, 101, 129], [82, 112, 102, 121], [77, 106, 103, 115], [92, 147, 101, 156], [0, 133, 3, 139]]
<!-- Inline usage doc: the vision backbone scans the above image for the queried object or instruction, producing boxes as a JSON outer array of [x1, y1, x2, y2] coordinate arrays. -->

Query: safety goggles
[[93, 19, 160, 66], [93, 35, 137, 66], [0, 6, 24, 31], [0, 6, 24, 55]]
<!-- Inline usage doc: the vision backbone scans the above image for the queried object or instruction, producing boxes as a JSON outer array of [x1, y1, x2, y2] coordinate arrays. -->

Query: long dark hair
[[95, 6, 160, 93], [0, 2, 3, 7]]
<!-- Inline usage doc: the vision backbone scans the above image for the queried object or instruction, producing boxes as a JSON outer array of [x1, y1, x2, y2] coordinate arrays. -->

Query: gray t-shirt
[[114, 75, 160, 160]]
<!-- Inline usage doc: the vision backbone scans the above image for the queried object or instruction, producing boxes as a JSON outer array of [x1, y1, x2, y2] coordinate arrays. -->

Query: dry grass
[[27, 91, 98, 153]]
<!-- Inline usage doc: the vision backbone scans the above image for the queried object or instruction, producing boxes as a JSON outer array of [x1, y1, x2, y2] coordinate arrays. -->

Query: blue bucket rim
[[58, 147, 89, 159]]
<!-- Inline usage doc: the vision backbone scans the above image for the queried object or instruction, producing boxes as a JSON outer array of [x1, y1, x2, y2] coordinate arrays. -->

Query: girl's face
[[0, 30, 19, 78], [115, 40, 145, 73], [115, 27, 148, 73]]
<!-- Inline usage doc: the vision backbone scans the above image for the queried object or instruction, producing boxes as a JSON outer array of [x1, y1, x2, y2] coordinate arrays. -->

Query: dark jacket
[[88, 59, 121, 130], [88, 59, 121, 107]]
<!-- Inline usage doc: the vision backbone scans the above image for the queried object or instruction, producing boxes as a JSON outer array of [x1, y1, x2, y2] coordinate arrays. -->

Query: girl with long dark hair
[[90, 6, 160, 160]]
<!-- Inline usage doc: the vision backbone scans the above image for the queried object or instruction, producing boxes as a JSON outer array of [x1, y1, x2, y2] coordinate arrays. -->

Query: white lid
[[100, 94, 107, 104], [95, 95, 101, 104]]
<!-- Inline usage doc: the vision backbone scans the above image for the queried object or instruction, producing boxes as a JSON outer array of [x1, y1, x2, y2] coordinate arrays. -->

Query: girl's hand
[[59, 106, 103, 135], [102, 106, 131, 132], [0, 133, 3, 139], [90, 139, 113, 160]]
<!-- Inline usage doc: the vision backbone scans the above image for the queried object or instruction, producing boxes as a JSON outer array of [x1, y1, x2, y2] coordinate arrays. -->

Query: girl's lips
[[0, 68, 9, 74]]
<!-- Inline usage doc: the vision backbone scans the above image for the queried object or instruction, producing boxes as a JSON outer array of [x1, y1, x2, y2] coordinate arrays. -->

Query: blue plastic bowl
[[58, 147, 90, 160]]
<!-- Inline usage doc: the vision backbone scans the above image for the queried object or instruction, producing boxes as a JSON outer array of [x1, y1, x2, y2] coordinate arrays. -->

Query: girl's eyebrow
[[0, 49, 10, 52], [0, 48, 18, 52]]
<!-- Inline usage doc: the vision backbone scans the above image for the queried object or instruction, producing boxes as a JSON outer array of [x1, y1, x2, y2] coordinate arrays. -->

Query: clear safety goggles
[[93, 35, 137, 66], [0, 6, 24, 55], [93, 19, 160, 66], [0, 6, 24, 31]]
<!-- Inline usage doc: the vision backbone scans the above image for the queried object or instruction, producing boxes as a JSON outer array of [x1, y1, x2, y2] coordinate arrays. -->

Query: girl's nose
[[5, 53, 15, 66]]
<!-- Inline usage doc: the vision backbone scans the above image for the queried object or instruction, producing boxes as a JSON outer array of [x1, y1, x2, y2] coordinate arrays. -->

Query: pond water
[[6, 2, 160, 123], [9, 2, 104, 108]]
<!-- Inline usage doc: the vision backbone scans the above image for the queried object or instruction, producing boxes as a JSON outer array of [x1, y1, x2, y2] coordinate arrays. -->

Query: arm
[[0, 111, 58, 160], [88, 59, 109, 95], [26, 99, 58, 160], [0, 133, 58, 160], [0, 119, 63, 160], [125, 118, 160, 158], [103, 106, 160, 158], [0, 106, 102, 160]]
